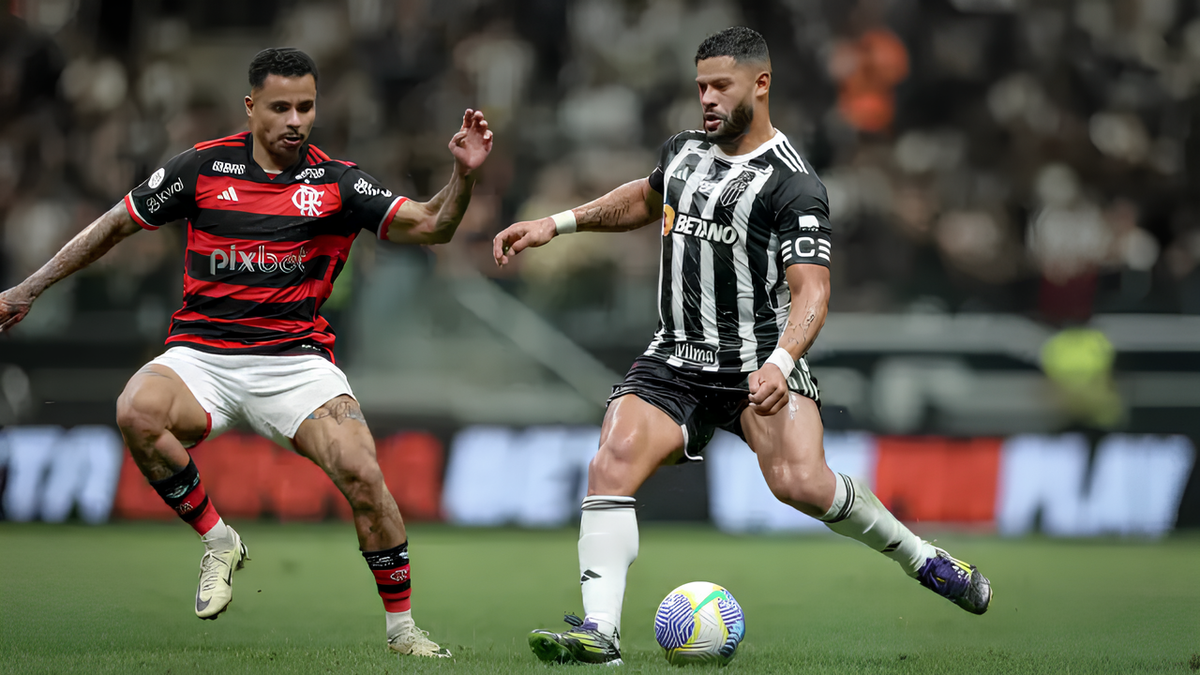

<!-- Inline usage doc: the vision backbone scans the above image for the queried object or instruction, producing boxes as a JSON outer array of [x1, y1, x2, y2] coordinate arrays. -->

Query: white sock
[[822, 474, 935, 577], [199, 517, 236, 551], [578, 495, 638, 642], [386, 610, 413, 638]]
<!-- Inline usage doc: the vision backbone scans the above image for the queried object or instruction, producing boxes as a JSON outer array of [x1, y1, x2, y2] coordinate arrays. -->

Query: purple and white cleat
[[916, 547, 992, 615]]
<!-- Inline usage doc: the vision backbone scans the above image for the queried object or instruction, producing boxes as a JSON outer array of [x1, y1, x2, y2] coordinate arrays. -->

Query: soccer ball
[[653, 581, 746, 665]]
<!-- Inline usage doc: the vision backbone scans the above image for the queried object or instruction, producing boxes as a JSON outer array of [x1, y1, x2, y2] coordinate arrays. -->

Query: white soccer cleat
[[194, 529, 248, 620], [387, 624, 452, 658]]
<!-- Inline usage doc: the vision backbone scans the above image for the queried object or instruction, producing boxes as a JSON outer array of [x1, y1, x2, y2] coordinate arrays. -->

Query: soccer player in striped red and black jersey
[[494, 28, 991, 666], [0, 48, 491, 658]]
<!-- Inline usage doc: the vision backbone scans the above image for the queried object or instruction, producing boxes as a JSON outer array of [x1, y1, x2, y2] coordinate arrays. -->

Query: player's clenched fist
[[493, 218, 556, 266], [747, 364, 789, 415], [0, 286, 35, 333]]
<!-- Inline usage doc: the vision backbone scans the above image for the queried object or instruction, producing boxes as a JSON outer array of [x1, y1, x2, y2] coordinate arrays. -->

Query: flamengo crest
[[292, 185, 325, 217]]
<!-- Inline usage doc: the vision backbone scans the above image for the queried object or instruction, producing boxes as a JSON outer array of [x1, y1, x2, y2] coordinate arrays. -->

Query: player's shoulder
[[672, 129, 707, 144], [763, 133, 816, 178], [662, 129, 708, 153], [764, 134, 825, 196], [173, 132, 251, 177], [193, 131, 251, 153]]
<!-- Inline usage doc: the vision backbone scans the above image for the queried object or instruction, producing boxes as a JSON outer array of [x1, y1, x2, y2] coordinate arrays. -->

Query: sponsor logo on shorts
[[211, 161, 245, 175], [209, 244, 309, 275], [674, 343, 716, 365], [146, 177, 185, 214]]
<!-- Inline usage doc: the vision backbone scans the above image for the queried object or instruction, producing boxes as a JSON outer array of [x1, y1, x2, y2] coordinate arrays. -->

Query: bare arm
[[574, 177, 663, 233], [384, 109, 493, 246], [747, 264, 831, 415], [384, 166, 478, 245], [0, 203, 141, 332], [492, 177, 663, 266], [777, 264, 831, 361]]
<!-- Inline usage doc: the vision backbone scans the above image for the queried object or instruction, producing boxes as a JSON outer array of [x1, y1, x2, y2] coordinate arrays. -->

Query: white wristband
[[765, 347, 795, 376], [551, 210, 577, 235]]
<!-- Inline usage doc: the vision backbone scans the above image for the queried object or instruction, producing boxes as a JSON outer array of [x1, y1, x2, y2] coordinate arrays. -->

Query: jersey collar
[[709, 128, 782, 163], [244, 135, 312, 182]]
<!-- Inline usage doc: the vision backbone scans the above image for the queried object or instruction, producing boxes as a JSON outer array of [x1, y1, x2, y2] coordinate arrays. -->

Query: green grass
[[1, 523, 1198, 674]]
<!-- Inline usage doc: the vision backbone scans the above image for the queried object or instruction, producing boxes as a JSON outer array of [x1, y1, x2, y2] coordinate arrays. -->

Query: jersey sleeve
[[647, 133, 684, 195], [339, 167, 408, 240], [775, 173, 834, 269], [124, 149, 202, 230]]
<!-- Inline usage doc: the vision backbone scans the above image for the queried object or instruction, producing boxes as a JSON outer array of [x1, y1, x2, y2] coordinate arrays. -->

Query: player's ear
[[244, 95, 254, 118], [756, 71, 770, 96]]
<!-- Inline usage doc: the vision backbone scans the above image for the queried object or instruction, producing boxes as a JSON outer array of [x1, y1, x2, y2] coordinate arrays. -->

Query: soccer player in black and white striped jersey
[[495, 27, 992, 666]]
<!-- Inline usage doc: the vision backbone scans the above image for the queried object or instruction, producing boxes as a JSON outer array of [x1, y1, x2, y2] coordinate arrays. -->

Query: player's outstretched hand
[[449, 109, 493, 175], [0, 285, 34, 334], [747, 364, 789, 416], [493, 217, 556, 266]]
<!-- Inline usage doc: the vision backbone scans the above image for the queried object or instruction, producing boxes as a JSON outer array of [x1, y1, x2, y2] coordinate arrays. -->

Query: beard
[[705, 100, 754, 144]]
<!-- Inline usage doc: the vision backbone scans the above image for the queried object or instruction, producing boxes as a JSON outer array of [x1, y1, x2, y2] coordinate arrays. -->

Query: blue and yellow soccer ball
[[653, 581, 746, 665]]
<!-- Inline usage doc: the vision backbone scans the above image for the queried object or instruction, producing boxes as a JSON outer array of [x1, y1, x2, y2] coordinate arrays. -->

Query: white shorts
[[147, 346, 355, 449]]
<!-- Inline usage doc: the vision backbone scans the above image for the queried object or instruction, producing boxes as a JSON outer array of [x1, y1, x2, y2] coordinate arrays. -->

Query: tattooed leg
[[293, 395, 403, 550], [307, 397, 369, 426]]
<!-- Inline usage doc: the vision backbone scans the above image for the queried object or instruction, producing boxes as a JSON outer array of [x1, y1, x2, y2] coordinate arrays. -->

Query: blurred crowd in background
[[2, 0, 1200, 342]]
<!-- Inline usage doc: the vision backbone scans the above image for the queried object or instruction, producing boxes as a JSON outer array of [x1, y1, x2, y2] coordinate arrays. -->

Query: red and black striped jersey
[[124, 131, 407, 361]]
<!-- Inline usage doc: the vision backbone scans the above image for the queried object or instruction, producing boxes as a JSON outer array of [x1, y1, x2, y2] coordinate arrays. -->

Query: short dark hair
[[694, 26, 770, 66], [248, 47, 319, 90]]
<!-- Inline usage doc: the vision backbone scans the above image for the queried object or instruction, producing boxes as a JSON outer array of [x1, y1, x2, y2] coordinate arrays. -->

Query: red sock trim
[[176, 481, 221, 535], [370, 565, 411, 612], [190, 500, 221, 536]]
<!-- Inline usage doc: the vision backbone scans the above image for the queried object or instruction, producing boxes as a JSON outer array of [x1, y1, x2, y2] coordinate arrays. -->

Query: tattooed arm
[[777, 264, 831, 362], [0, 202, 142, 332], [747, 264, 831, 416], [492, 178, 663, 265]]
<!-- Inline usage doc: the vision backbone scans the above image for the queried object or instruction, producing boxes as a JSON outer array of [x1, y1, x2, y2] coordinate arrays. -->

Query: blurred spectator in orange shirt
[[829, 1, 909, 134]]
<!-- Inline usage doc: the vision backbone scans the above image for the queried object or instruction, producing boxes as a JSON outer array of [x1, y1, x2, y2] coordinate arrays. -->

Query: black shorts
[[607, 356, 820, 462]]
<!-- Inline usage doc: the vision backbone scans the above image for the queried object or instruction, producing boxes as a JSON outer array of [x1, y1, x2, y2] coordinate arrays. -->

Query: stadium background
[[5, 2, 1200, 673], [2, 0, 1200, 534]]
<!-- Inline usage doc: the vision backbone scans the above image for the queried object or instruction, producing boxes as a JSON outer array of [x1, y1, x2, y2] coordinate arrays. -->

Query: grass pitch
[[1, 522, 1197, 674]]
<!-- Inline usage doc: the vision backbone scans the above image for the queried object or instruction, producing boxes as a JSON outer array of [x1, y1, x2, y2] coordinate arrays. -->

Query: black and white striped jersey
[[643, 129, 832, 378]]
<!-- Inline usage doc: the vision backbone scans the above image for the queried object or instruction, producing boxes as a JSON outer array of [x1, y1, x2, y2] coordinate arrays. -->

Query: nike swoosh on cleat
[[195, 591, 210, 613]]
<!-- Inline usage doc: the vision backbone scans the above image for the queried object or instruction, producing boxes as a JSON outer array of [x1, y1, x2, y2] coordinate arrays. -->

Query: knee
[[116, 384, 170, 441], [589, 434, 641, 484], [763, 463, 829, 517], [333, 451, 386, 512]]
